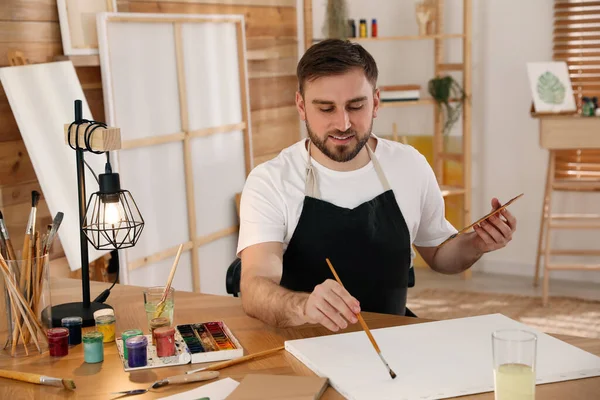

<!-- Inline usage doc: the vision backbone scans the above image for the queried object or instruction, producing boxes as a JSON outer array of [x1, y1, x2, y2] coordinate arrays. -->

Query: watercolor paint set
[[115, 321, 244, 371]]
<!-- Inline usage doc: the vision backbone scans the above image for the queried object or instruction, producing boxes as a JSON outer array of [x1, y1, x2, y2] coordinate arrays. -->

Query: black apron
[[280, 139, 413, 316]]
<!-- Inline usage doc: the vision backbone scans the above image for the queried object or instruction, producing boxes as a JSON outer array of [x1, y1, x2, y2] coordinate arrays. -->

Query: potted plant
[[428, 75, 467, 135]]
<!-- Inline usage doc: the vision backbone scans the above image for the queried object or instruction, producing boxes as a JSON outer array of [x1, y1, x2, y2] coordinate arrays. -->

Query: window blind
[[554, 0, 600, 111]]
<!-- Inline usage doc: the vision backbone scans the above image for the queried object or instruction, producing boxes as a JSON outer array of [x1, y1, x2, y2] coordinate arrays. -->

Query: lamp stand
[[44, 101, 113, 328]]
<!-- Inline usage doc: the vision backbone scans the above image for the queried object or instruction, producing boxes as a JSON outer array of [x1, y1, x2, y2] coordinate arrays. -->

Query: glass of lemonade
[[143, 286, 175, 331], [492, 329, 537, 400]]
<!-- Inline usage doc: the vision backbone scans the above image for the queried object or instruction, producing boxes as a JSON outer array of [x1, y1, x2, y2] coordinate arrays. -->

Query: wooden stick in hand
[[325, 258, 397, 379]]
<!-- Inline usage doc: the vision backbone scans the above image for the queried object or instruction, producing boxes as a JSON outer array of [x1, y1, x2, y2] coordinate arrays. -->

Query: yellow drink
[[494, 363, 535, 400]]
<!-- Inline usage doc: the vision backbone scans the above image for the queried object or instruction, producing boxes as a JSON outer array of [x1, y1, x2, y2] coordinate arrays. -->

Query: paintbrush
[[43, 212, 64, 255], [0, 369, 75, 390], [325, 258, 397, 380], [153, 243, 184, 318], [186, 345, 285, 374], [437, 193, 524, 248], [0, 211, 17, 262], [20, 191, 40, 295]]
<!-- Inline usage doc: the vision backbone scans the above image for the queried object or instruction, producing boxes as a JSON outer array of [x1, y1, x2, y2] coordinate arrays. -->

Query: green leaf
[[537, 71, 566, 105]]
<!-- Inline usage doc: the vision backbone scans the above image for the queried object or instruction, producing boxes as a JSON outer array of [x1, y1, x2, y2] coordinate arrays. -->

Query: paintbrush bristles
[[31, 191, 40, 207], [325, 258, 397, 380]]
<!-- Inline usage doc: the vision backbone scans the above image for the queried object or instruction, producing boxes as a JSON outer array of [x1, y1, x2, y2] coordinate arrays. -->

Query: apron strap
[[305, 137, 391, 198]]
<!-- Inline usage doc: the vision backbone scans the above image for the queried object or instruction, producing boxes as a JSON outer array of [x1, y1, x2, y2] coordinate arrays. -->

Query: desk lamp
[[48, 100, 144, 327]]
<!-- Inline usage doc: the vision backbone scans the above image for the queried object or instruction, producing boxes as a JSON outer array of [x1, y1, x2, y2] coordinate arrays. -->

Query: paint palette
[[115, 321, 244, 371], [177, 321, 244, 364]]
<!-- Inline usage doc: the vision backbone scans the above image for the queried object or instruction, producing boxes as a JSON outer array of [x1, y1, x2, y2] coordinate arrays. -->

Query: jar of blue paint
[[126, 335, 148, 368], [61, 316, 83, 345], [83, 331, 104, 364]]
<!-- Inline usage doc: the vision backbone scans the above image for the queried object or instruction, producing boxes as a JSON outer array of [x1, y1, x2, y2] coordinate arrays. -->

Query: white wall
[[312, 0, 600, 284]]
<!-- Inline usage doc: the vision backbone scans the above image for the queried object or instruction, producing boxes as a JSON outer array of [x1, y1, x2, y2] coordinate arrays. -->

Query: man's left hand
[[469, 197, 517, 253]]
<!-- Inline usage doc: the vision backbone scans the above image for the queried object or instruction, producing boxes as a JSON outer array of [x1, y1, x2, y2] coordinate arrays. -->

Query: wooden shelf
[[380, 98, 460, 107], [54, 55, 100, 67], [313, 33, 465, 43]]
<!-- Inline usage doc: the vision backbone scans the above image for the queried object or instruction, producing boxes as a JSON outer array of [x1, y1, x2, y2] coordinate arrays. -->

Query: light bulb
[[104, 202, 121, 225]]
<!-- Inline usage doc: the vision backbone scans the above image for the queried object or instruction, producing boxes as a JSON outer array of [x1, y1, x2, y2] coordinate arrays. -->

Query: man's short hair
[[296, 38, 379, 96]]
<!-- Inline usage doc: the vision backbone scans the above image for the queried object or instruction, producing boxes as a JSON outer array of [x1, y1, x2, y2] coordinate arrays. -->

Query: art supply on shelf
[[95, 314, 116, 343], [154, 243, 183, 319], [121, 329, 143, 359], [325, 258, 396, 380], [126, 335, 148, 368], [359, 19, 367, 38], [61, 317, 83, 345], [155, 326, 176, 357], [110, 371, 219, 397], [47, 328, 69, 357], [0, 369, 75, 390], [83, 331, 104, 364], [371, 18, 377, 37], [186, 345, 284, 375], [150, 317, 170, 346], [348, 19, 356, 38]]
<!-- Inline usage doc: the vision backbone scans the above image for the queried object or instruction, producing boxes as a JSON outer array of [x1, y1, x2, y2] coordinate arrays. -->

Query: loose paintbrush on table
[[0, 369, 75, 391]]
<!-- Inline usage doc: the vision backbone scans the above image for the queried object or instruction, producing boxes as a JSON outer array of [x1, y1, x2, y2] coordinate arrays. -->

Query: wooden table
[[1, 278, 599, 399]]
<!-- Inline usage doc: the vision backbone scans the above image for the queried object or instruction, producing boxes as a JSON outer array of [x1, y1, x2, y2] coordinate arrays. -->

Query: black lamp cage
[[67, 100, 145, 251]]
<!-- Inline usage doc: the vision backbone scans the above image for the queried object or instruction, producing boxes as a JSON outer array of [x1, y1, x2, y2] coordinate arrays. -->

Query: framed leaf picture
[[57, 0, 118, 55], [527, 61, 577, 114]]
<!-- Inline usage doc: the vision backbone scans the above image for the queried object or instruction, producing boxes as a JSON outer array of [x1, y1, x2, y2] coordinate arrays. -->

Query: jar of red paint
[[47, 327, 69, 357], [154, 326, 176, 357]]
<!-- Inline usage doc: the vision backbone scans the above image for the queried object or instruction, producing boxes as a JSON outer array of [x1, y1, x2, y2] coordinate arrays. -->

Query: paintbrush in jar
[[20, 191, 40, 295], [0, 210, 17, 263]]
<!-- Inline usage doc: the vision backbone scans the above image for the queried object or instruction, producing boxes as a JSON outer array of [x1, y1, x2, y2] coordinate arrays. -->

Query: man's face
[[296, 68, 380, 163]]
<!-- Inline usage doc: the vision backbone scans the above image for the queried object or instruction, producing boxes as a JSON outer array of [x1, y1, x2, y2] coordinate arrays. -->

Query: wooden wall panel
[[123, 2, 297, 38], [0, 0, 302, 272], [0, 0, 58, 22]]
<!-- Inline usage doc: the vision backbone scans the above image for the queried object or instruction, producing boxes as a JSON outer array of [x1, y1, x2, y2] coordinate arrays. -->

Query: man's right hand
[[302, 279, 361, 332]]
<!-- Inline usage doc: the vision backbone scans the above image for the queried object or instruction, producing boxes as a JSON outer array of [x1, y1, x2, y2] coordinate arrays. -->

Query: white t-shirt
[[236, 135, 458, 265]]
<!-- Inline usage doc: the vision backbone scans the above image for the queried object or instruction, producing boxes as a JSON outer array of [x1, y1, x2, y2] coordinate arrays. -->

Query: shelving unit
[[307, 0, 473, 278]]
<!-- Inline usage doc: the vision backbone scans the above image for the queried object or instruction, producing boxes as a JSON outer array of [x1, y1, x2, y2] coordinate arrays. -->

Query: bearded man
[[235, 39, 517, 332]]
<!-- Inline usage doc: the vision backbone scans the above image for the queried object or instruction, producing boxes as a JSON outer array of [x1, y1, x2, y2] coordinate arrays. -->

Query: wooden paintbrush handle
[[0, 369, 42, 385], [167, 371, 219, 385], [204, 346, 285, 371], [356, 313, 380, 353]]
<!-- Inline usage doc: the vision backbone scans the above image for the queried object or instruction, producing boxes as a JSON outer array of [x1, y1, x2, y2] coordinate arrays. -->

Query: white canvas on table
[[96, 12, 251, 294], [56, 0, 117, 56], [527, 61, 577, 113], [285, 313, 600, 400], [0, 61, 110, 271]]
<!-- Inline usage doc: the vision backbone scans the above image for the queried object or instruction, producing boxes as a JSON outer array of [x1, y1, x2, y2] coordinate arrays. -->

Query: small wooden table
[[1, 278, 599, 399]]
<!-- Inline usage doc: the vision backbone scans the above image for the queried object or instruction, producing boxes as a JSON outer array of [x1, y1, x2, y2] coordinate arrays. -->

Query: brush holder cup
[[0, 254, 52, 357]]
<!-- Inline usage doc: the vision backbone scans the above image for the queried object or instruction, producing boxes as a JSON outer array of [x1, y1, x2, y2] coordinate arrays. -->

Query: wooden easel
[[531, 106, 600, 306]]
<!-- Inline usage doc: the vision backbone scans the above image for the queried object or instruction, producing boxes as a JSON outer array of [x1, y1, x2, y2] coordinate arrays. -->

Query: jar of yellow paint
[[95, 315, 116, 343]]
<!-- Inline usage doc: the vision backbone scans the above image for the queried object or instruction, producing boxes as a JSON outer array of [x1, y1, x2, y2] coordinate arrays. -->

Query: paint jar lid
[[150, 317, 170, 329], [154, 326, 175, 338], [47, 327, 69, 339], [121, 329, 143, 340], [95, 315, 116, 325], [61, 316, 83, 327], [126, 335, 148, 349], [93, 309, 115, 320], [83, 331, 104, 343]]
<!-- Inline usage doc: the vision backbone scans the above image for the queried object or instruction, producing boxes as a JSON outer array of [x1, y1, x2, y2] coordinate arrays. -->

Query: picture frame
[[56, 0, 118, 56], [527, 61, 577, 114]]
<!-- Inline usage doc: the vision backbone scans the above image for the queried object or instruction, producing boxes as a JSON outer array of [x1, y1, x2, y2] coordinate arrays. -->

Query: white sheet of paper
[[285, 314, 600, 400], [0, 61, 110, 271], [158, 377, 240, 400]]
